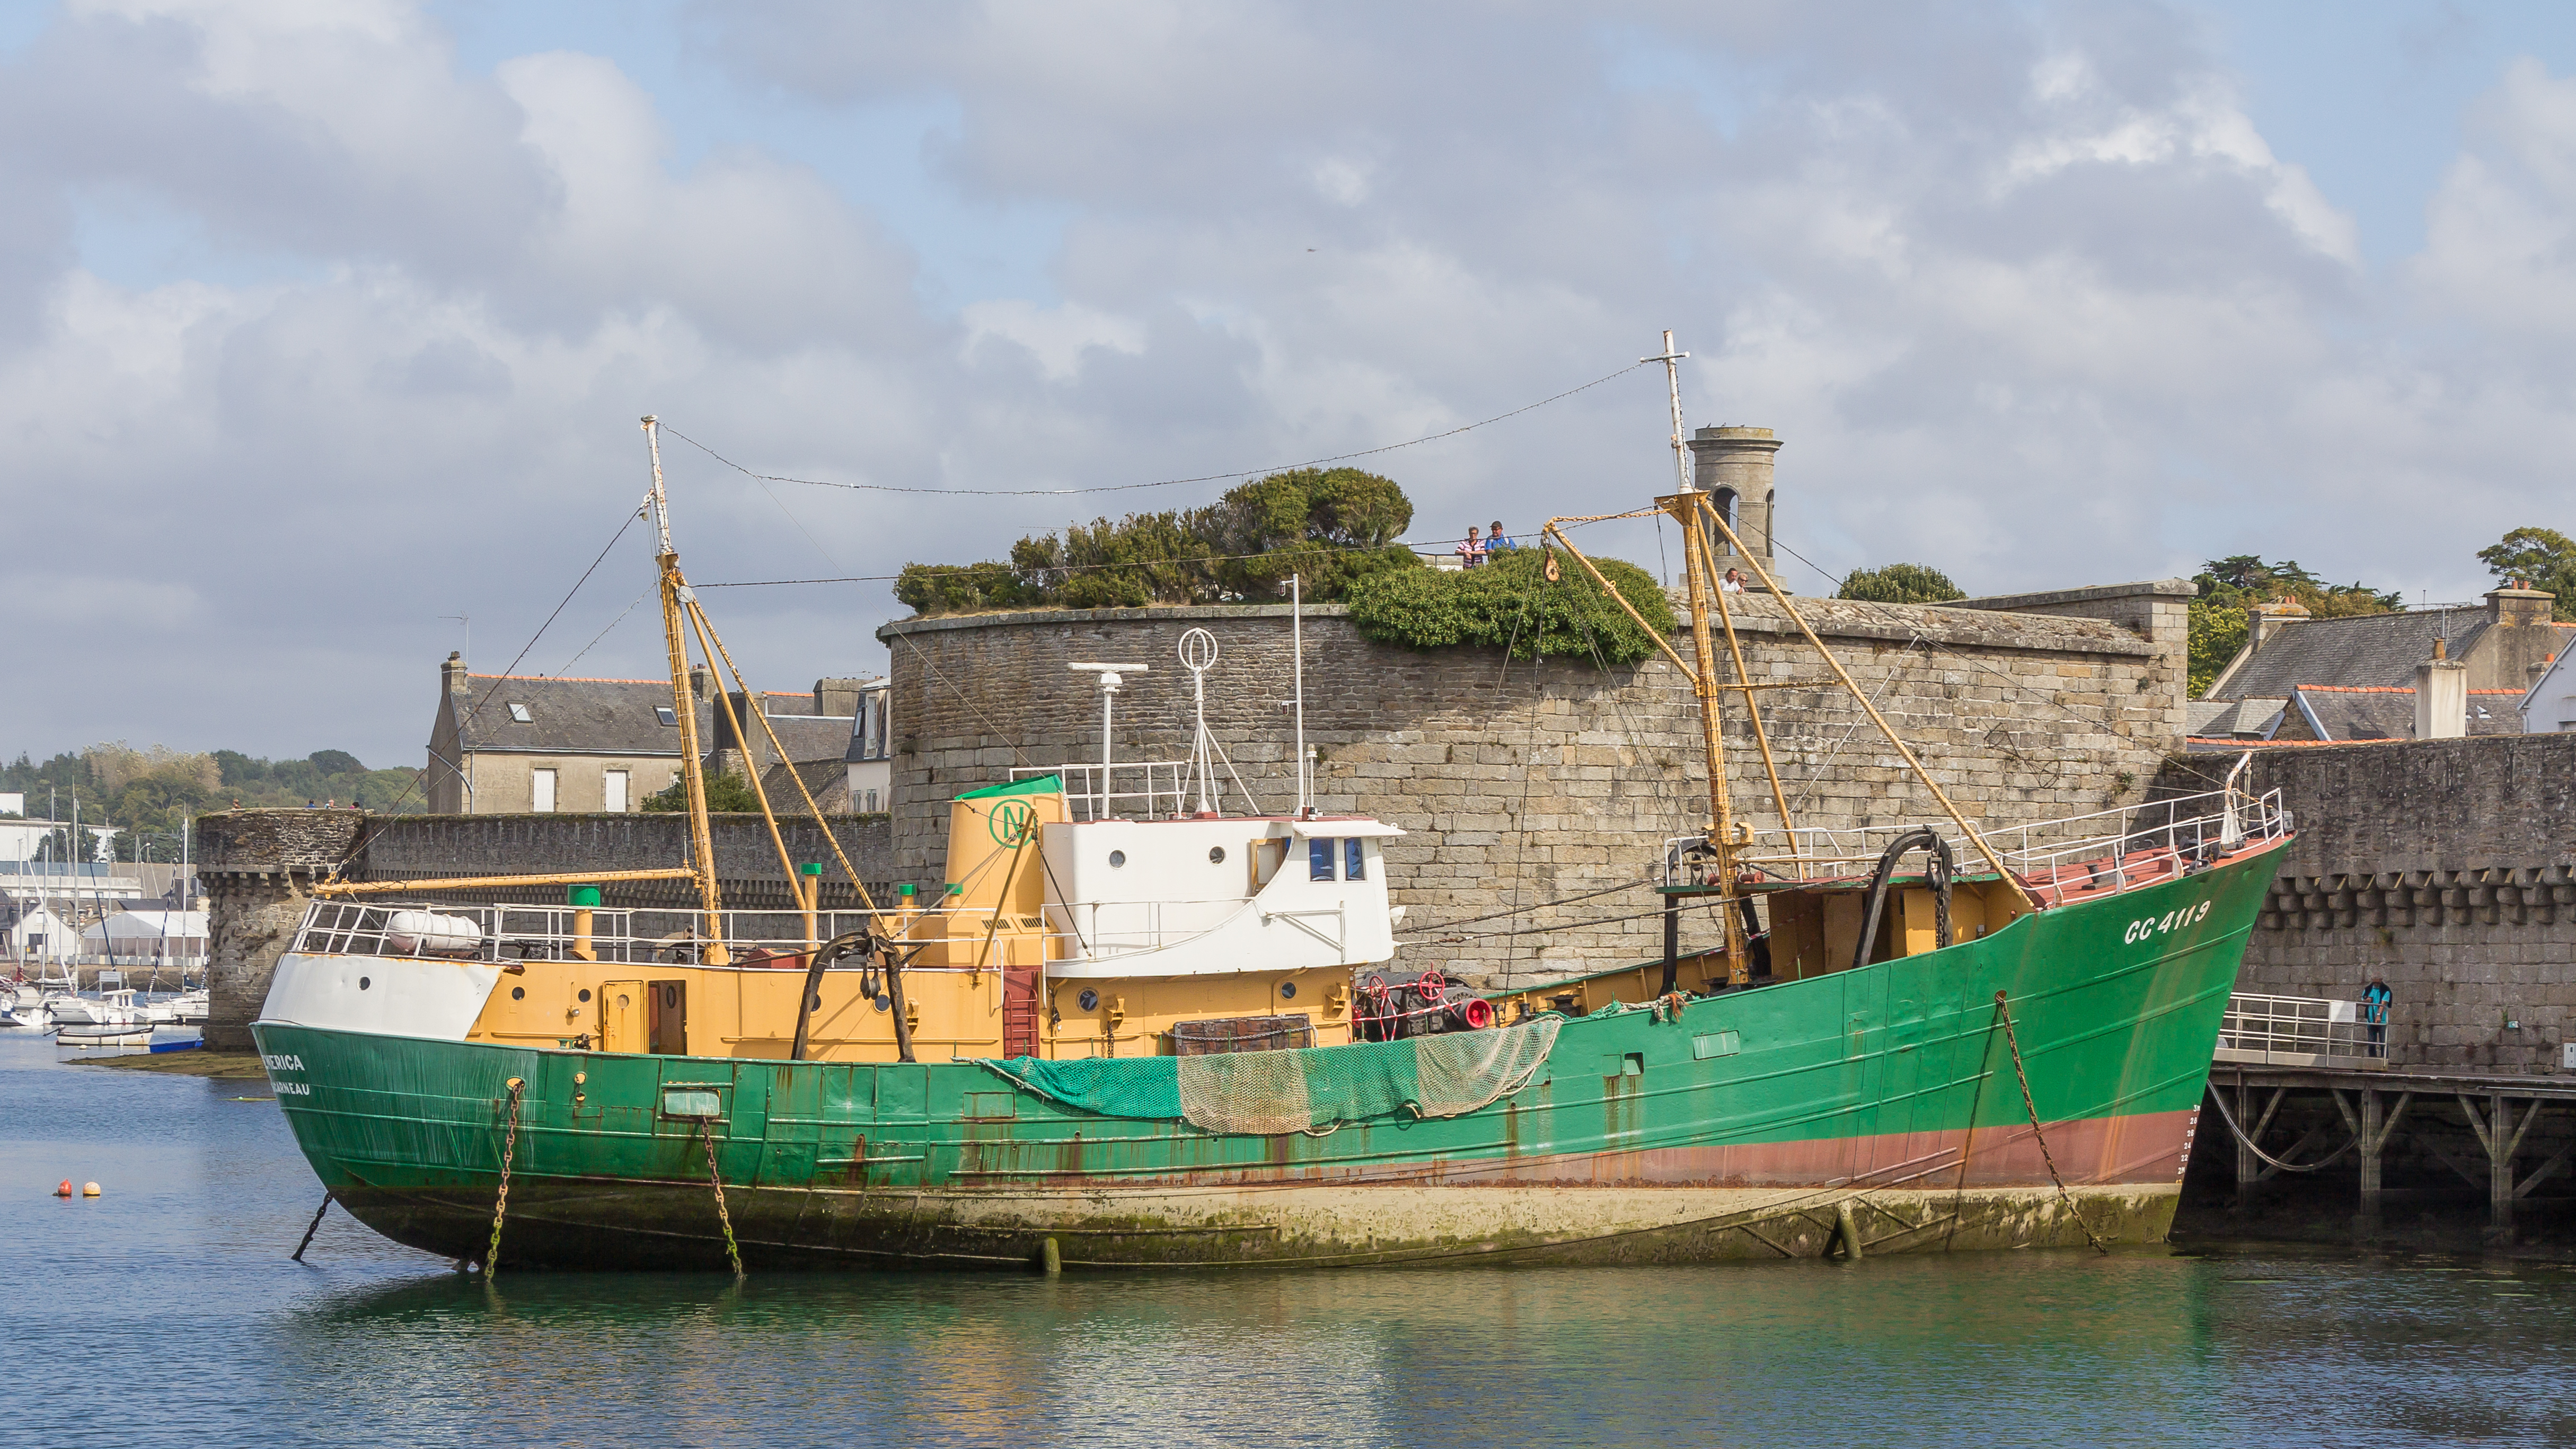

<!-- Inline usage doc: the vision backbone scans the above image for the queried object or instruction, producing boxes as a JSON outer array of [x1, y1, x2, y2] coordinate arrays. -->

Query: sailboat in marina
[[253, 386, 2290, 1271]]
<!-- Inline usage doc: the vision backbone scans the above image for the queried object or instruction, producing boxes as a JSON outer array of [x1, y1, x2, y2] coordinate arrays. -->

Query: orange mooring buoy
[[54, 1180, 71, 1197], [81, 1182, 100, 1197]]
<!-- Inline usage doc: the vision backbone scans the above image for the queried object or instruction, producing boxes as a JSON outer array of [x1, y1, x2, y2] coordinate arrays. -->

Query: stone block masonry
[[2153, 732, 2576, 1072], [197, 809, 895, 1051], [882, 580, 2191, 986]]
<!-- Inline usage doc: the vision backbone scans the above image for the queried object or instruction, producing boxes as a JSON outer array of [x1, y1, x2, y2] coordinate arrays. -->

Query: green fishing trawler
[[253, 404, 2288, 1272]]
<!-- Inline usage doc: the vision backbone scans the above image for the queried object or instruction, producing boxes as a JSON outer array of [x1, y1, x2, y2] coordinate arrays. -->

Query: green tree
[[1837, 563, 1966, 604], [897, 467, 1422, 615], [2477, 526, 2576, 622], [1346, 547, 1675, 668], [641, 772, 764, 812]]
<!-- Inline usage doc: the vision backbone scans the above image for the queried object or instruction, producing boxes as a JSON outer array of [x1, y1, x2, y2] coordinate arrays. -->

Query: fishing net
[[985, 1017, 1561, 1136]]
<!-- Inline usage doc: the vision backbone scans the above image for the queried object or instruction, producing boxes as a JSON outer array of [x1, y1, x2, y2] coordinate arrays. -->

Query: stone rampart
[[2154, 734, 2576, 1071], [197, 809, 895, 1050], [881, 581, 2191, 984]]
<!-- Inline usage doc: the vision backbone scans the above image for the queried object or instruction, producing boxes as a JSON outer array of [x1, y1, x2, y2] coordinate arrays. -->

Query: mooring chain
[[486, 1075, 525, 1276], [1993, 993, 2112, 1256], [703, 1128, 746, 1279]]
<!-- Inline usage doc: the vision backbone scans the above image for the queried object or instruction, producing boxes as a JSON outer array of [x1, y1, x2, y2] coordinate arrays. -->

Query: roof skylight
[[507, 702, 533, 723], [655, 705, 677, 726]]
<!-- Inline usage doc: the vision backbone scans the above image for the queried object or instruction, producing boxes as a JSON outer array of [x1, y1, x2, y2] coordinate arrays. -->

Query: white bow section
[[1042, 816, 1402, 979], [257, 950, 505, 1040]]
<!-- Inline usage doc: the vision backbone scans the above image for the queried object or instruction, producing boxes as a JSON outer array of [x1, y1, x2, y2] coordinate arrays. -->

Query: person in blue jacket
[[2363, 976, 2392, 1057]]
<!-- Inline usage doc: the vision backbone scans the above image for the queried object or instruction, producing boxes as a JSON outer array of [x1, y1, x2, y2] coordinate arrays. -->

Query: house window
[[508, 702, 533, 723], [532, 768, 558, 813], [1309, 838, 1335, 881], [604, 770, 629, 814], [1345, 838, 1365, 881], [864, 789, 879, 812]]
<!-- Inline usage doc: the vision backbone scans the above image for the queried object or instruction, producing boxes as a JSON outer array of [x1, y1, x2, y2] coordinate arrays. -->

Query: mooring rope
[[2202, 1081, 2361, 1173], [486, 1076, 525, 1276], [703, 1129, 746, 1279], [1993, 993, 2111, 1256]]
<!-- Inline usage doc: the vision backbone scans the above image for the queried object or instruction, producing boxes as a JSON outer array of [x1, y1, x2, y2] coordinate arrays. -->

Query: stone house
[[2192, 586, 2570, 743], [424, 653, 865, 815]]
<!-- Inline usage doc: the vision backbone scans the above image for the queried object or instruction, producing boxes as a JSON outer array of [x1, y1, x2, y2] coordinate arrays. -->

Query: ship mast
[[1643, 332, 1748, 983], [643, 415, 729, 962]]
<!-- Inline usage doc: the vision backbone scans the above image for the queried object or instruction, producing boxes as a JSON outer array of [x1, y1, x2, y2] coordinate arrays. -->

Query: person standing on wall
[[2363, 976, 2392, 1058], [1486, 520, 1517, 555], [1721, 567, 1746, 593], [1455, 526, 1485, 569]]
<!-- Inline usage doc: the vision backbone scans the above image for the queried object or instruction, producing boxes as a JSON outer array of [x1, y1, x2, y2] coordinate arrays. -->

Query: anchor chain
[[1993, 993, 2111, 1256], [703, 1128, 745, 1279], [485, 1076, 525, 1275]]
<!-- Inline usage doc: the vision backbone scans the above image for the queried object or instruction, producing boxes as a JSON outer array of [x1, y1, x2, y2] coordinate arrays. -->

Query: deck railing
[[2213, 991, 2391, 1068], [1012, 761, 1195, 821], [1656, 784, 2293, 894]]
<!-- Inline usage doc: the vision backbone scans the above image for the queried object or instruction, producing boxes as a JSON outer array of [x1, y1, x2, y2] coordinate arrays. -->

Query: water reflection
[[11, 1032, 2576, 1447]]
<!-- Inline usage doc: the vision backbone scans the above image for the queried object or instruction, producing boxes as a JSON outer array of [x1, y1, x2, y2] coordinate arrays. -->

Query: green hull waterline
[[254, 840, 2283, 1270]]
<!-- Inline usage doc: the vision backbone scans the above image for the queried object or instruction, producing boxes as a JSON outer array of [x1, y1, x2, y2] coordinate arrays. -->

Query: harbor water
[[8, 1032, 2574, 1448]]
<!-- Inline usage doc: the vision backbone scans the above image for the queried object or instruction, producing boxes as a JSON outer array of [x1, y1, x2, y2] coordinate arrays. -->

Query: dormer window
[[655, 706, 677, 727], [507, 702, 533, 723]]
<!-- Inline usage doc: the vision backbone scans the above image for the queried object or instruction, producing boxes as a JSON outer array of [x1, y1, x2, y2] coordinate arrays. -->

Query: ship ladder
[[1993, 993, 2111, 1256]]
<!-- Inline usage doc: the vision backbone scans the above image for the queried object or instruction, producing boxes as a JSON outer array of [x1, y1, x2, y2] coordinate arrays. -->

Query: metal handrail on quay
[[2215, 991, 2390, 1070]]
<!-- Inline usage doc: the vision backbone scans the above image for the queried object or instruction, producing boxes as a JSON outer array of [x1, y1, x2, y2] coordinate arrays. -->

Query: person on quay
[[2363, 976, 2392, 1057]]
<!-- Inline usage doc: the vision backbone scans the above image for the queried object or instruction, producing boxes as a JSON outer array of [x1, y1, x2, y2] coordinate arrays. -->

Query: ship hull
[[254, 838, 2281, 1270]]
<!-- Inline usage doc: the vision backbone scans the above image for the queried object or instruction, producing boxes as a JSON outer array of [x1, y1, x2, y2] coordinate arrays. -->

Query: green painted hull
[[254, 838, 2283, 1270]]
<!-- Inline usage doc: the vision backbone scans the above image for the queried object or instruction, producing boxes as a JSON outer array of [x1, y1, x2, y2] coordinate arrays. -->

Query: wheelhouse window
[[1345, 837, 1365, 881], [1309, 837, 1335, 880]]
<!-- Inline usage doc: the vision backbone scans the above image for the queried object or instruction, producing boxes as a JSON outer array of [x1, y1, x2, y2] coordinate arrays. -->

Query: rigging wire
[[655, 361, 1653, 499]]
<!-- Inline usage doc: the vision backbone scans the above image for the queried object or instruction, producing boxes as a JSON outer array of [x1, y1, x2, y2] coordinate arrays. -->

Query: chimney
[[688, 664, 710, 701], [2247, 597, 2310, 654], [443, 650, 469, 695], [2487, 584, 2555, 628], [812, 676, 864, 718], [2415, 651, 2468, 739]]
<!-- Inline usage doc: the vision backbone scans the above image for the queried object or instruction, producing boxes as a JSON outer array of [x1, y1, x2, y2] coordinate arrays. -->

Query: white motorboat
[[49, 989, 152, 1031], [145, 988, 209, 1026]]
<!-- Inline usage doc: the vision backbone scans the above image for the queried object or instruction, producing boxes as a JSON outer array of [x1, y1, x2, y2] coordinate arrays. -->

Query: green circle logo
[[986, 799, 1035, 845]]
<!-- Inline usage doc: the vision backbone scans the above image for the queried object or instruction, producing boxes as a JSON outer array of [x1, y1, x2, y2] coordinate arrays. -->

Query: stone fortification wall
[[2156, 734, 2576, 1071], [197, 809, 895, 1050], [881, 581, 2190, 985]]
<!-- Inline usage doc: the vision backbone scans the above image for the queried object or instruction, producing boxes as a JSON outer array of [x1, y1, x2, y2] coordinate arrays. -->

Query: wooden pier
[[2210, 1060, 2576, 1240]]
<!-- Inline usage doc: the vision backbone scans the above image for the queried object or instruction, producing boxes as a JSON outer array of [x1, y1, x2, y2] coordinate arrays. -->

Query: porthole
[[809, 993, 823, 1010], [872, 994, 891, 1012], [510, 986, 525, 1001], [358, 976, 371, 991], [578, 988, 592, 1003], [616, 993, 631, 1009], [1279, 981, 1296, 1000], [1078, 988, 1100, 1012], [1108, 850, 1127, 868], [1208, 846, 1226, 864]]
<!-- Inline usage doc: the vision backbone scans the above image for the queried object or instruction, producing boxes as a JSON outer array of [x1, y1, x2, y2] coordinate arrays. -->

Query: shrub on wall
[[1346, 548, 1675, 667]]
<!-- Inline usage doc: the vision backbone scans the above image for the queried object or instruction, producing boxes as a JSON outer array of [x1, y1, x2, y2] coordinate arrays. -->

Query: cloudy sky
[[7, 0, 2576, 767]]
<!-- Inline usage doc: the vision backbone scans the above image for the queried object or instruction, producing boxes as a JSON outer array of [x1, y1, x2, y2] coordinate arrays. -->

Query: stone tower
[[1686, 426, 1781, 587]]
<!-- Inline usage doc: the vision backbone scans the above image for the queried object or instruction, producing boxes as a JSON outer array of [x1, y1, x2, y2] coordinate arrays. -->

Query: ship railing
[[1013, 762, 1192, 822], [288, 899, 1100, 971], [1656, 785, 2292, 894], [2214, 991, 2392, 1070]]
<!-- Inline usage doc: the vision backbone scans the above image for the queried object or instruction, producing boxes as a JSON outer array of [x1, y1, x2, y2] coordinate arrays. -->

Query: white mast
[[1069, 662, 1148, 819]]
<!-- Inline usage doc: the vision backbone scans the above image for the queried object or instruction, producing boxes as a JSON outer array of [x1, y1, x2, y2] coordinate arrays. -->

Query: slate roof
[[751, 714, 857, 765], [2283, 685, 2526, 743], [2210, 612, 2490, 701], [452, 675, 708, 755], [762, 758, 853, 814], [2186, 697, 2285, 738]]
